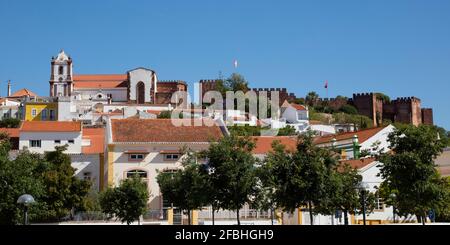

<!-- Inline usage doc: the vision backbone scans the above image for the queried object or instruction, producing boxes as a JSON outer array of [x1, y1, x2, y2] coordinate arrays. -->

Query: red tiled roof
[[339, 157, 376, 170], [9, 89, 37, 98], [252, 136, 297, 154], [290, 103, 307, 111], [73, 74, 128, 89], [0, 128, 20, 138], [111, 119, 224, 143], [314, 126, 386, 145], [82, 128, 105, 154], [20, 121, 82, 132]]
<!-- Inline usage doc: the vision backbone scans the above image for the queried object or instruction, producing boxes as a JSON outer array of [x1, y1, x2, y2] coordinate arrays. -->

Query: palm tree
[[306, 91, 319, 106]]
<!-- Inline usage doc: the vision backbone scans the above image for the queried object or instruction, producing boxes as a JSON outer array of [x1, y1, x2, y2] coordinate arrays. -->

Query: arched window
[[58, 66, 64, 75], [126, 169, 147, 179]]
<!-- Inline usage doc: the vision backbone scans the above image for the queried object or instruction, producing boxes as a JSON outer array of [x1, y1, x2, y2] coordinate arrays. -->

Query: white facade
[[109, 143, 210, 210], [359, 125, 395, 153], [71, 154, 101, 191], [310, 124, 336, 136], [128, 68, 157, 103], [19, 131, 82, 154]]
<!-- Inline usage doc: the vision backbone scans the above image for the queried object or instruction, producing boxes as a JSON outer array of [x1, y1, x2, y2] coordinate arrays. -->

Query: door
[[136, 82, 145, 104]]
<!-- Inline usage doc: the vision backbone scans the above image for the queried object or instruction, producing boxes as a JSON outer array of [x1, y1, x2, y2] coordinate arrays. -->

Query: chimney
[[7, 80, 11, 97]]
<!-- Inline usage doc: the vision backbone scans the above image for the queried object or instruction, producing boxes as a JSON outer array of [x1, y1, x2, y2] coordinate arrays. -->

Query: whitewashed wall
[[19, 132, 82, 154]]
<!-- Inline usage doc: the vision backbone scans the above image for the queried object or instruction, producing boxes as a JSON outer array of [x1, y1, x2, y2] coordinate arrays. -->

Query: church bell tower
[[50, 50, 73, 97]]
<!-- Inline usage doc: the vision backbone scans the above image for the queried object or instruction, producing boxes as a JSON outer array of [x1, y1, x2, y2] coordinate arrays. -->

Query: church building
[[49, 50, 187, 105]]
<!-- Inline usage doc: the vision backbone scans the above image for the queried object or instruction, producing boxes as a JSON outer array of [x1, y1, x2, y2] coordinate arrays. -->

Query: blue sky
[[0, 0, 449, 129]]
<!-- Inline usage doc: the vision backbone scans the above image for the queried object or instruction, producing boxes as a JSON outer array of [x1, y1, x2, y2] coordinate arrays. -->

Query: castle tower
[[49, 50, 73, 97]]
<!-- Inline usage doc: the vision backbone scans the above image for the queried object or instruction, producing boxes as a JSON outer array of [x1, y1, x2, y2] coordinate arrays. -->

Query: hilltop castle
[[350, 93, 433, 127]]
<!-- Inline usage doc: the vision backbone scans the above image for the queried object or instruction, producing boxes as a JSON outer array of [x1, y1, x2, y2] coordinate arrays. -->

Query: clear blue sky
[[1, 0, 449, 129]]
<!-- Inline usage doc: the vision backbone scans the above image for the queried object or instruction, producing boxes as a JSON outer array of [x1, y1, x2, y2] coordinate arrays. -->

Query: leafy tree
[[202, 134, 258, 225], [225, 73, 250, 93], [38, 145, 91, 221], [306, 91, 319, 107], [100, 176, 149, 225], [157, 150, 209, 225], [257, 141, 293, 225], [378, 124, 449, 225], [228, 125, 267, 136], [375, 93, 390, 103], [268, 133, 337, 225], [339, 104, 358, 115], [277, 125, 297, 136], [332, 113, 373, 129], [0, 118, 21, 128], [0, 138, 45, 225]]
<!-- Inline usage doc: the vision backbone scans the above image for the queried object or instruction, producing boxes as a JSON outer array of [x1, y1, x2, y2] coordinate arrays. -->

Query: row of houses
[[3, 117, 426, 224]]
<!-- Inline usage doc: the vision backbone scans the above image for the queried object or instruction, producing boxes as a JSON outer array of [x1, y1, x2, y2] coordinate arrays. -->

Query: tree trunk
[[422, 212, 427, 225], [187, 210, 191, 225], [308, 201, 314, 225], [237, 209, 241, 225], [271, 208, 274, 225], [212, 207, 215, 226], [344, 210, 349, 225]]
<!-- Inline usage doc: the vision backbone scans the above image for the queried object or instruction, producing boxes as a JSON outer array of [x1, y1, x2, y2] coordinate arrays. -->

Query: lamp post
[[390, 193, 396, 224], [17, 194, 35, 225], [357, 182, 369, 225]]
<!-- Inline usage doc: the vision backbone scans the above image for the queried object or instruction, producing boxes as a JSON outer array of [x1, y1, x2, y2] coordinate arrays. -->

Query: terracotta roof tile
[[339, 157, 376, 171], [252, 136, 297, 154], [20, 121, 82, 132], [314, 126, 386, 145], [73, 74, 128, 89], [0, 128, 20, 138], [290, 103, 307, 111], [82, 128, 105, 154], [111, 119, 224, 143], [9, 89, 37, 98]]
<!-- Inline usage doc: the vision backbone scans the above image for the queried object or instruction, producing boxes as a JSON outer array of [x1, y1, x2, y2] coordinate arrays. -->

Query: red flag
[[324, 80, 328, 89]]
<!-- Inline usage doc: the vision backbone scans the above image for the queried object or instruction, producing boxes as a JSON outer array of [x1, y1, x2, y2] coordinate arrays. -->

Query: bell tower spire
[[50, 50, 73, 97]]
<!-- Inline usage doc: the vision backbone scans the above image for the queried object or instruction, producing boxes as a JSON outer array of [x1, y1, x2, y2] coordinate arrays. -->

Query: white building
[[104, 118, 226, 212], [19, 121, 82, 154], [280, 101, 309, 133]]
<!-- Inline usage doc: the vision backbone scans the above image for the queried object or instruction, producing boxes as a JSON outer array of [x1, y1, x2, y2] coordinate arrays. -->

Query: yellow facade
[[24, 103, 58, 121]]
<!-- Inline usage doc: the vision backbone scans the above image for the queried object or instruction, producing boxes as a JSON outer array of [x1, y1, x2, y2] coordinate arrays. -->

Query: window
[[49, 110, 55, 120], [129, 154, 145, 161], [58, 66, 64, 75], [126, 170, 147, 179], [164, 154, 180, 161], [31, 108, 37, 117], [30, 140, 41, 148], [54, 140, 61, 144], [83, 172, 92, 181], [41, 109, 47, 120], [375, 195, 385, 210], [68, 140, 75, 144]]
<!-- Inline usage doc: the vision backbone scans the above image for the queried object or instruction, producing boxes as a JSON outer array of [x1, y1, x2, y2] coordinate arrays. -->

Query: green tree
[[339, 104, 358, 115], [305, 91, 319, 107], [378, 124, 449, 225], [0, 137, 45, 225], [38, 145, 91, 221], [100, 176, 149, 225], [157, 150, 209, 225], [225, 73, 249, 93], [202, 134, 258, 225], [269, 133, 337, 225], [277, 125, 297, 136], [375, 93, 391, 103], [257, 141, 292, 225], [0, 118, 21, 128]]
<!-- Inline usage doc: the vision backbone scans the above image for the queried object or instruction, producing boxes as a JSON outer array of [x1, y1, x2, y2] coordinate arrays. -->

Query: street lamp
[[17, 194, 35, 225], [390, 193, 396, 224], [357, 182, 369, 225]]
